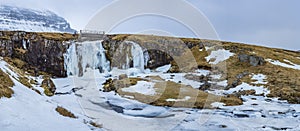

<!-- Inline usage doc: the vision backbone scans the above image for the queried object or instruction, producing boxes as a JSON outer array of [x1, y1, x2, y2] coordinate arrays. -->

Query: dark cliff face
[[102, 38, 175, 69], [0, 31, 77, 77], [0, 32, 206, 77], [102, 34, 205, 71]]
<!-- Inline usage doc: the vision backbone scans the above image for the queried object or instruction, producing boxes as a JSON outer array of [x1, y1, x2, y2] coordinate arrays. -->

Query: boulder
[[102, 78, 115, 92], [226, 80, 240, 90], [119, 74, 128, 80], [184, 74, 209, 83], [41, 76, 56, 96], [238, 54, 265, 66], [199, 81, 212, 91]]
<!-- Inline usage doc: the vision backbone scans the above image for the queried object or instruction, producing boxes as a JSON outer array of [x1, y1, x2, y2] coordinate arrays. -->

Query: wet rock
[[102, 78, 115, 92], [199, 82, 212, 91], [226, 80, 240, 90]]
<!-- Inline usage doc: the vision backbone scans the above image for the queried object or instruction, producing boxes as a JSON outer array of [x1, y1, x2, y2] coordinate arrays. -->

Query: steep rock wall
[[0, 31, 206, 77], [0, 31, 76, 77]]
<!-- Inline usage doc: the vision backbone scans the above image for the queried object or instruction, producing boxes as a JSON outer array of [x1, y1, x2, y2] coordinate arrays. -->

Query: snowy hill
[[0, 5, 75, 33]]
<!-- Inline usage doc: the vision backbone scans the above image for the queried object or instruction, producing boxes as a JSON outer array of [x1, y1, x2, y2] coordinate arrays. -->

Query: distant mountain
[[0, 5, 76, 33]]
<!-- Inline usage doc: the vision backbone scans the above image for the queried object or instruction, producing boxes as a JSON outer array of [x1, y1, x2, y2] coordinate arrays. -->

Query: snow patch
[[225, 83, 269, 95], [205, 49, 234, 64], [155, 64, 171, 72], [166, 96, 191, 102], [195, 69, 211, 76], [266, 59, 300, 70], [211, 102, 225, 108], [160, 73, 202, 88], [121, 81, 156, 96], [251, 74, 267, 84]]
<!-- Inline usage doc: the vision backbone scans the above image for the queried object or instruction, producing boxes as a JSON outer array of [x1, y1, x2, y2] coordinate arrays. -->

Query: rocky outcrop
[[238, 54, 265, 66], [102, 35, 204, 71], [0, 32, 209, 77], [0, 31, 77, 77], [41, 76, 56, 96]]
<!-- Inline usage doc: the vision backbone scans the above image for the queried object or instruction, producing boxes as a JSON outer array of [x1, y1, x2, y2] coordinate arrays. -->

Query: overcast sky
[[1, 0, 299, 50]]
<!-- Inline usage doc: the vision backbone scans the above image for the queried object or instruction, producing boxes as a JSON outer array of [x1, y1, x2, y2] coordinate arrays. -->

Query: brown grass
[[0, 31, 77, 42], [0, 69, 14, 98], [118, 77, 242, 109], [18, 77, 32, 88], [41, 76, 56, 96], [111, 34, 300, 104], [55, 106, 77, 118], [40, 32, 78, 41], [220, 42, 300, 103], [89, 121, 103, 128], [2, 57, 43, 95]]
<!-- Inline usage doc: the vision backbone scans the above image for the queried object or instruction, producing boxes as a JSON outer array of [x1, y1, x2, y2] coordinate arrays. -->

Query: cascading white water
[[64, 40, 110, 76], [119, 41, 149, 72], [64, 40, 149, 77], [130, 41, 146, 71]]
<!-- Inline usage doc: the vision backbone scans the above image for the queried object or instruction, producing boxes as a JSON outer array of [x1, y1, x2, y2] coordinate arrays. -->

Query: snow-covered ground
[[251, 74, 268, 84], [121, 81, 156, 96], [205, 49, 234, 64], [266, 59, 300, 70], [1, 59, 300, 130], [0, 59, 97, 131], [225, 82, 269, 95]]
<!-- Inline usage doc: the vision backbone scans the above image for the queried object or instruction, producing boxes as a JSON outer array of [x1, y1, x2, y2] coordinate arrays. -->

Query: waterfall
[[64, 40, 110, 76], [112, 41, 149, 72], [64, 40, 149, 77], [130, 41, 146, 71]]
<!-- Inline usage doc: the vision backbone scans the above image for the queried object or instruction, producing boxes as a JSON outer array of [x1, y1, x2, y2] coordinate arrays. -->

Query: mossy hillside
[[2, 57, 42, 95], [218, 42, 300, 103], [0, 69, 14, 98]]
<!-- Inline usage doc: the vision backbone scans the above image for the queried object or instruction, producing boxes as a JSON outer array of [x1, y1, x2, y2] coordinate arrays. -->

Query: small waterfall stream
[[123, 41, 149, 71]]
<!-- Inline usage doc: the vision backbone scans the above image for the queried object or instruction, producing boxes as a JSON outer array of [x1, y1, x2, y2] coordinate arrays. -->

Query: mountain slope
[[0, 5, 75, 33]]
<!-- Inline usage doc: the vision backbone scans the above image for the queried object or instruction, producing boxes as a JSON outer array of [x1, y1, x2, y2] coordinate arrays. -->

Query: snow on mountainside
[[0, 5, 75, 33]]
